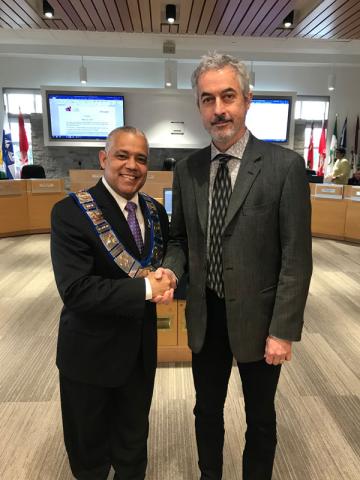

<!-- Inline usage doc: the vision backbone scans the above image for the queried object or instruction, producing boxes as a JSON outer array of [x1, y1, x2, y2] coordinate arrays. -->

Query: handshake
[[147, 268, 177, 304]]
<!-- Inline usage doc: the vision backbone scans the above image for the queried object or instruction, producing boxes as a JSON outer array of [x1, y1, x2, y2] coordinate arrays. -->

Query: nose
[[214, 97, 225, 116], [126, 155, 137, 169]]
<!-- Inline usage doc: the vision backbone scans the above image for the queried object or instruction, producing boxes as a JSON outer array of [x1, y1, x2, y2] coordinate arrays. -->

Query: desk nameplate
[[29, 179, 64, 194], [0, 180, 26, 196]]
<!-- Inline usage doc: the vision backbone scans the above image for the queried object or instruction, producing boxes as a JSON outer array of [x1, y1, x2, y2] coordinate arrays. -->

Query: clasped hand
[[147, 268, 177, 304]]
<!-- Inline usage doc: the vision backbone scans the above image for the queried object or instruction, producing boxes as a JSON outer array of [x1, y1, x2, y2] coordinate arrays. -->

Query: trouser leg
[[238, 359, 281, 480], [59, 373, 111, 480], [111, 359, 156, 480], [192, 289, 233, 479]]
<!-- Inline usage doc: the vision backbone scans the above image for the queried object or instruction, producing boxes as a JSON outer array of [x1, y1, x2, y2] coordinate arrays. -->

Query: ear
[[246, 91, 253, 111], [98, 150, 106, 170]]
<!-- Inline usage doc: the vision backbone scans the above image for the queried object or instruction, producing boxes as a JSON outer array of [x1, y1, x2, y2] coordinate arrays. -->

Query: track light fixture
[[166, 4, 176, 24], [43, 0, 54, 18], [283, 10, 294, 28], [80, 57, 87, 84], [328, 73, 336, 92], [164, 59, 177, 89]]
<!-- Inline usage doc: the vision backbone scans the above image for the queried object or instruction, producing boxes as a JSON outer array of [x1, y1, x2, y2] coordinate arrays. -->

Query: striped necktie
[[207, 154, 232, 298]]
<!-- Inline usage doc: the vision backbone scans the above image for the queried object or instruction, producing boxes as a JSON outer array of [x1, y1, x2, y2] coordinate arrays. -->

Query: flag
[[329, 115, 338, 166], [307, 121, 314, 169], [339, 117, 347, 149], [317, 119, 327, 176], [1, 111, 15, 179], [18, 109, 29, 165]]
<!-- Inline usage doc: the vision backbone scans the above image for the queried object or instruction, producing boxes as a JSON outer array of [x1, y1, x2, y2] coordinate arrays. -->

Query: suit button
[[225, 266, 233, 271]]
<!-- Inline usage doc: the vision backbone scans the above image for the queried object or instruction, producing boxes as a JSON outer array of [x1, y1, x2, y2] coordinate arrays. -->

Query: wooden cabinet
[[157, 300, 191, 363]]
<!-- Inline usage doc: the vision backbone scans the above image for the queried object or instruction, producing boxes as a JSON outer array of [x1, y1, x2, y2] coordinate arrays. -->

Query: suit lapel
[[90, 180, 141, 259], [189, 146, 211, 235], [224, 135, 263, 231], [139, 194, 152, 261]]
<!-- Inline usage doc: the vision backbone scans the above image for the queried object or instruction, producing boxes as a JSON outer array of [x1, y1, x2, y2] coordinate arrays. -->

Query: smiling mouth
[[121, 174, 138, 180], [212, 120, 231, 127]]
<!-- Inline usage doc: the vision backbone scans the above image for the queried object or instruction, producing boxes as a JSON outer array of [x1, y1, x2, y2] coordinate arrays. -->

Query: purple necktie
[[125, 201, 144, 254]]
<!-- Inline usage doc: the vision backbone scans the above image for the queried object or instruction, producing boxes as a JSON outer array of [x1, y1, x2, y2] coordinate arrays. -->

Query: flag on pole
[[329, 115, 338, 166], [339, 117, 347, 149], [18, 109, 29, 165], [1, 111, 15, 179], [307, 121, 314, 169], [317, 119, 327, 176]]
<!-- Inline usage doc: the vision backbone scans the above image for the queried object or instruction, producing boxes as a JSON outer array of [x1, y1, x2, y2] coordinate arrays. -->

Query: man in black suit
[[157, 53, 313, 479], [51, 126, 171, 480]]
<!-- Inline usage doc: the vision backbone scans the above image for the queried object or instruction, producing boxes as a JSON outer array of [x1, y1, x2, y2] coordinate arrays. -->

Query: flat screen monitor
[[163, 188, 172, 216], [246, 96, 292, 143], [42, 88, 125, 147]]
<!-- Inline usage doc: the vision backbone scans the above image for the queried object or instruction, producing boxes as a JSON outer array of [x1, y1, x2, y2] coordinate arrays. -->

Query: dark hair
[[336, 146, 346, 154]]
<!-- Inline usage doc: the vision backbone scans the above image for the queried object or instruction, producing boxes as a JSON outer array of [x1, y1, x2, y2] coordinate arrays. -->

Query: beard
[[207, 121, 237, 145]]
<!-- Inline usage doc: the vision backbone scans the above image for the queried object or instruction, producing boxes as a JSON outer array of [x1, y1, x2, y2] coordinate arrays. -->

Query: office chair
[[163, 157, 176, 171], [21, 165, 46, 179]]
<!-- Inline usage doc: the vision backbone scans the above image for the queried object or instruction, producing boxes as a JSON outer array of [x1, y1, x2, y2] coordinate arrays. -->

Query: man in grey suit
[[156, 53, 312, 479]]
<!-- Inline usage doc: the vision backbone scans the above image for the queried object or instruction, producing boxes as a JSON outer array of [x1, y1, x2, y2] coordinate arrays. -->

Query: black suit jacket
[[163, 134, 312, 362], [51, 180, 169, 387]]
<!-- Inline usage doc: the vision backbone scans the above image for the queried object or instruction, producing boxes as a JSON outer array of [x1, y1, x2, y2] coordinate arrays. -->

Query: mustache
[[211, 114, 231, 125]]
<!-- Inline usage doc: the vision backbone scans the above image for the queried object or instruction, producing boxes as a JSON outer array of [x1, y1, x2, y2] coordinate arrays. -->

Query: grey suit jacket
[[163, 134, 312, 362]]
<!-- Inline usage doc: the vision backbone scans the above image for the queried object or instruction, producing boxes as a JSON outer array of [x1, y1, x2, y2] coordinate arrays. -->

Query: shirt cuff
[[145, 277, 152, 300]]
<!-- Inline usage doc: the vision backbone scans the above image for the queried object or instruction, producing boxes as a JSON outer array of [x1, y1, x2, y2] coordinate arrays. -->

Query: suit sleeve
[[269, 153, 313, 340], [50, 200, 146, 319], [162, 162, 188, 279]]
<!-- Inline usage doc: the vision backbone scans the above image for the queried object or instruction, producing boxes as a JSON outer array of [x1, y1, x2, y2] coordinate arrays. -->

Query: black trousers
[[192, 289, 281, 480], [59, 357, 155, 480]]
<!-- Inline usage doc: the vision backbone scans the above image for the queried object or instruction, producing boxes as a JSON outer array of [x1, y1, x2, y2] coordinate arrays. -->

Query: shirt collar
[[211, 129, 250, 161], [101, 176, 139, 212]]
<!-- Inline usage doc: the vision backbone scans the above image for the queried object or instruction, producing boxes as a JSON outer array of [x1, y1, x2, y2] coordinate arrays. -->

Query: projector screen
[[246, 96, 292, 143], [42, 88, 125, 146]]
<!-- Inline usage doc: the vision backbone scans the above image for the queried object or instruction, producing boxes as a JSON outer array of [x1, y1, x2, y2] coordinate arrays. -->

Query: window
[[2, 89, 41, 176], [295, 96, 329, 171], [4, 89, 42, 114]]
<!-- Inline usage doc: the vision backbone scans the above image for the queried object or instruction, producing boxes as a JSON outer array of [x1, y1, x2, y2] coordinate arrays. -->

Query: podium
[[27, 179, 65, 232], [69, 170, 103, 192], [0, 180, 29, 236]]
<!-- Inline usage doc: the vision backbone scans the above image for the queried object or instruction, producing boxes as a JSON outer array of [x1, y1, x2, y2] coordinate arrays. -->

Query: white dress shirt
[[207, 129, 250, 252]]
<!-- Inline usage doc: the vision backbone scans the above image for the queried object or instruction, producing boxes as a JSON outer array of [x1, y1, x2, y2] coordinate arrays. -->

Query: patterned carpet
[[0, 235, 359, 479]]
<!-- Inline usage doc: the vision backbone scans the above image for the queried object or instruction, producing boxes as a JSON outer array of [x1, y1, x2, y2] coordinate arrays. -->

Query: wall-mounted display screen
[[246, 96, 292, 143], [163, 188, 172, 216], [42, 88, 125, 147]]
